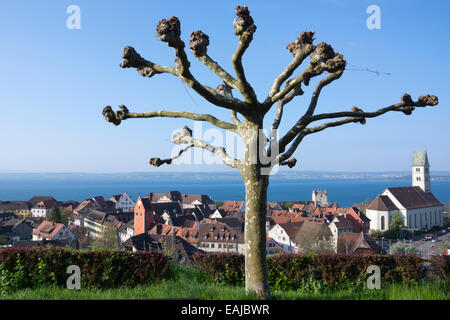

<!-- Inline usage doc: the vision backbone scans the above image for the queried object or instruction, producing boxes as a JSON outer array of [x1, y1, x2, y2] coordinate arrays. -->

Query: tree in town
[[89, 225, 120, 250], [386, 210, 405, 239], [389, 240, 419, 255], [101, 6, 439, 298], [46, 206, 62, 224], [294, 222, 334, 254], [284, 201, 295, 210]]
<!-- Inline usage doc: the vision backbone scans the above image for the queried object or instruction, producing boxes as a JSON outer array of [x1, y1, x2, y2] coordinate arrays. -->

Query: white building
[[32, 221, 75, 241], [115, 192, 135, 212], [268, 223, 300, 254], [31, 200, 57, 218], [366, 151, 444, 232], [312, 190, 328, 207]]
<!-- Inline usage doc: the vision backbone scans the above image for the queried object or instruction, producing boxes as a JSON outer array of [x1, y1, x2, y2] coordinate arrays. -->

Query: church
[[366, 151, 444, 232]]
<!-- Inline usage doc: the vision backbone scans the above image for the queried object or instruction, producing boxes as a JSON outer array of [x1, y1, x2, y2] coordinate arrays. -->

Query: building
[[412, 151, 430, 192], [268, 220, 333, 254], [84, 209, 131, 239], [114, 192, 136, 212], [366, 151, 444, 232], [0, 201, 31, 218], [148, 219, 245, 254], [28, 196, 56, 207], [134, 196, 154, 236], [118, 220, 135, 243], [337, 232, 383, 255], [11, 219, 34, 240], [32, 221, 75, 241], [219, 201, 245, 213], [312, 190, 328, 207], [0, 219, 34, 241], [328, 214, 362, 251], [31, 200, 57, 218], [268, 222, 302, 254], [266, 237, 283, 256], [124, 232, 204, 265], [346, 207, 371, 233]]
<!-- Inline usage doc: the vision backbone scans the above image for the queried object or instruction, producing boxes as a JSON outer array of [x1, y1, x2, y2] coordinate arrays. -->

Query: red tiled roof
[[367, 195, 398, 211], [32, 221, 68, 240], [386, 187, 442, 210], [337, 232, 382, 255]]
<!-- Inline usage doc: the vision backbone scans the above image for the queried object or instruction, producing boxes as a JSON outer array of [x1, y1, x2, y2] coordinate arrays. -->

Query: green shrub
[[0, 248, 171, 292], [429, 255, 450, 285], [193, 253, 425, 290]]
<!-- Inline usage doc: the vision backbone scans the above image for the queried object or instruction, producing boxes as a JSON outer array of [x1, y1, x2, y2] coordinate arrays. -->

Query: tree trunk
[[241, 119, 271, 299]]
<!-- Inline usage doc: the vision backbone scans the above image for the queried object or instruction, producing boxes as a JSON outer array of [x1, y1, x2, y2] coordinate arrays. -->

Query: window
[[381, 216, 385, 230], [211, 244, 215, 248], [416, 168, 420, 172], [218, 244, 222, 248]]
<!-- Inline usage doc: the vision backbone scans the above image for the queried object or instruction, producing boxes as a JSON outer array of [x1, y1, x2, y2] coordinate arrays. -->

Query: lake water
[[0, 173, 449, 207]]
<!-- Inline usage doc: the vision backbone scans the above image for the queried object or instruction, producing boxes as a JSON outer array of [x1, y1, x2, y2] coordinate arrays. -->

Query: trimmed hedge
[[193, 253, 425, 291], [429, 255, 450, 285], [0, 248, 170, 291]]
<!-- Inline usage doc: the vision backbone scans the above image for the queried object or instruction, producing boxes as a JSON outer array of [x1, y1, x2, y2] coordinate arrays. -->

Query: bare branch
[[231, 110, 242, 125], [120, 46, 177, 77], [268, 31, 316, 98], [309, 94, 438, 123], [303, 69, 344, 118], [172, 127, 242, 168], [149, 144, 194, 167], [102, 105, 237, 131], [232, 5, 258, 104], [267, 42, 346, 108], [189, 30, 240, 90], [277, 93, 439, 158], [271, 78, 305, 131], [279, 157, 297, 168]]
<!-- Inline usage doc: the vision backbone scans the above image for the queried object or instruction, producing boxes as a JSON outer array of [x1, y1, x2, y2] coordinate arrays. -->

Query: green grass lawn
[[1, 267, 448, 300]]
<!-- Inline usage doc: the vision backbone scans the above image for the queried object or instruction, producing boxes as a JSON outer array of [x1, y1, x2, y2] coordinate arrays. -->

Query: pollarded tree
[[102, 6, 438, 299]]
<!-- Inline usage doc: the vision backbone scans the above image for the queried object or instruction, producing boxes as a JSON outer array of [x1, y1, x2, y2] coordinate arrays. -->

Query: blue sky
[[1, 0, 449, 173]]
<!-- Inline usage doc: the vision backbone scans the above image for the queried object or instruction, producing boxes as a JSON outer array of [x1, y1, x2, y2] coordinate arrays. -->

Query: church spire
[[412, 151, 430, 192]]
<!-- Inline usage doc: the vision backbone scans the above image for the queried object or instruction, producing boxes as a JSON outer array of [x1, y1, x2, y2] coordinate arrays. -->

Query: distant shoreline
[[1, 171, 450, 181]]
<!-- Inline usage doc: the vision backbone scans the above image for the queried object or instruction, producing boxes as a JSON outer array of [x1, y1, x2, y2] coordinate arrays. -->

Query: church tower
[[412, 151, 430, 192], [134, 196, 153, 236]]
